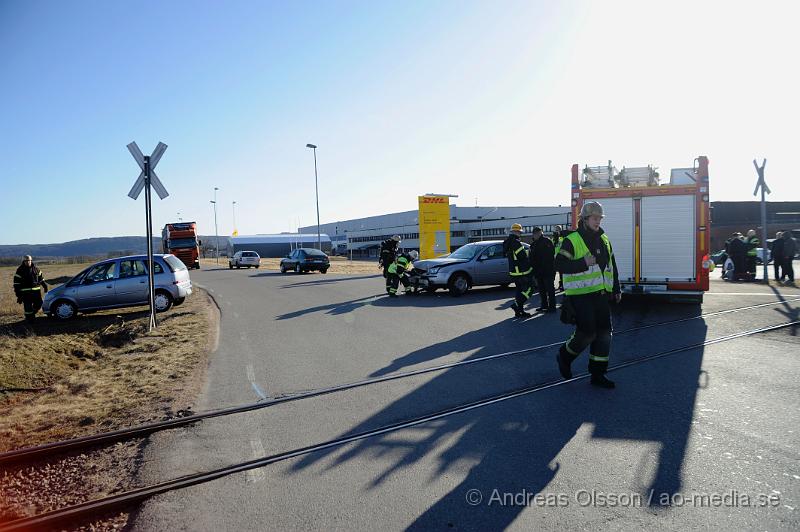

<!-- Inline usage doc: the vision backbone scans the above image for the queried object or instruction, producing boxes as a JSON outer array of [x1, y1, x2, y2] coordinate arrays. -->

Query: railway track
[[1, 319, 796, 532], [1, 297, 797, 467]]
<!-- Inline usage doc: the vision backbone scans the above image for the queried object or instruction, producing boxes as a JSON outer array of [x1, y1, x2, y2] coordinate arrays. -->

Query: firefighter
[[503, 223, 533, 318], [379, 235, 401, 278], [745, 229, 759, 278], [531, 227, 556, 312], [386, 249, 412, 297], [553, 225, 569, 292], [13, 255, 48, 323], [555, 202, 621, 388]]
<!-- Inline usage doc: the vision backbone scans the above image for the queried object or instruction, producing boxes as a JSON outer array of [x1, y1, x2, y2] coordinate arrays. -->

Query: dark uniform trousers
[[536, 272, 556, 309], [22, 290, 43, 322], [386, 272, 410, 295], [563, 291, 612, 375], [512, 273, 534, 308]]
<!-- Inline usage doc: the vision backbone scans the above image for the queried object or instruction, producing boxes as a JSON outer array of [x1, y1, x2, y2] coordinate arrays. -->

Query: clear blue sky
[[1, 0, 797, 245]]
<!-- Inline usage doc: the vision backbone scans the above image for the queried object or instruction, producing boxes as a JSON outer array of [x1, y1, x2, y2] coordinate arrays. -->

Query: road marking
[[707, 292, 799, 296], [246, 364, 268, 400], [246, 439, 266, 483]]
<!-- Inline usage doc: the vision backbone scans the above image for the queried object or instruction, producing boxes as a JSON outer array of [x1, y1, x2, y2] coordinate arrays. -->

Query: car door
[[75, 261, 118, 309], [474, 244, 508, 284], [116, 259, 149, 304]]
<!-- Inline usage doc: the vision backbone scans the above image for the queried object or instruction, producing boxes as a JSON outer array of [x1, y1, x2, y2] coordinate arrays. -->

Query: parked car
[[229, 250, 261, 269], [414, 240, 531, 296], [711, 247, 771, 266], [754, 247, 771, 265], [42, 254, 192, 320], [280, 248, 330, 274]]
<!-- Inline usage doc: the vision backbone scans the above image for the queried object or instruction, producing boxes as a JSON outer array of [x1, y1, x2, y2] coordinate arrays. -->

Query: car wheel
[[154, 290, 173, 312], [255, 265, 260, 269], [173, 297, 186, 306], [229, 263, 233, 269], [236, 264, 241, 269], [321, 268, 328, 274], [280, 264, 287, 274], [295, 265, 301, 274], [448, 273, 470, 297], [51, 299, 77, 320]]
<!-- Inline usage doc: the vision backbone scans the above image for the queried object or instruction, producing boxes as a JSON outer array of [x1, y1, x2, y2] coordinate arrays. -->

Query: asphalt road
[[133, 267, 800, 531]]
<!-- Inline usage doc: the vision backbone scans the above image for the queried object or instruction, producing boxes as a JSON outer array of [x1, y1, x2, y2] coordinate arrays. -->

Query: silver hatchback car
[[43, 254, 192, 320]]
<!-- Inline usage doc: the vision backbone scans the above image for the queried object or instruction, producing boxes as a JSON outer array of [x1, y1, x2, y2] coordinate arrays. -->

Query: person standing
[[553, 225, 566, 292], [782, 231, 796, 285], [772, 231, 784, 282], [13, 255, 48, 323], [555, 202, 621, 389], [503, 223, 533, 318], [531, 227, 556, 312], [745, 229, 760, 278], [379, 235, 401, 278]]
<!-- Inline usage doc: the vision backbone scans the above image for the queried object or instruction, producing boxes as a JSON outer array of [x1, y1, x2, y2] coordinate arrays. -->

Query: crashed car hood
[[414, 258, 469, 272]]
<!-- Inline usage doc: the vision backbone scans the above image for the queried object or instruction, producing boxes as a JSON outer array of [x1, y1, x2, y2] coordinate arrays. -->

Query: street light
[[478, 207, 499, 241], [232, 200, 237, 236], [306, 143, 321, 250], [210, 187, 219, 264]]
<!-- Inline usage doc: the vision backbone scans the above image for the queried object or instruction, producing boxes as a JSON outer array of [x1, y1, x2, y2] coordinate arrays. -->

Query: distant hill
[[0, 235, 220, 260]]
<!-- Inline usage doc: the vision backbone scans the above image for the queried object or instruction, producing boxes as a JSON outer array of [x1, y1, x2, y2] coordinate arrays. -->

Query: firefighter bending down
[[555, 202, 621, 389], [386, 250, 418, 297], [13, 255, 48, 323]]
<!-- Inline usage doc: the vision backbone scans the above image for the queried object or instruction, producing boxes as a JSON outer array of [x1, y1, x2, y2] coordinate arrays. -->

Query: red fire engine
[[570, 156, 711, 302]]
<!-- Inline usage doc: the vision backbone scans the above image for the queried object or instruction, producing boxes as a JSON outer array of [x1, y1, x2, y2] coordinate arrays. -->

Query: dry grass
[[0, 261, 217, 451], [200, 255, 380, 274]]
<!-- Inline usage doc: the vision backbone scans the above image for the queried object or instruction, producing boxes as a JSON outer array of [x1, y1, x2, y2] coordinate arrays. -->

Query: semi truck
[[570, 156, 711, 302], [162, 222, 201, 270]]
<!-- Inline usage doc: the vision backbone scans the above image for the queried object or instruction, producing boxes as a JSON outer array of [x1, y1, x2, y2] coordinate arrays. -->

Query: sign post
[[127, 141, 169, 331], [752, 158, 769, 283]]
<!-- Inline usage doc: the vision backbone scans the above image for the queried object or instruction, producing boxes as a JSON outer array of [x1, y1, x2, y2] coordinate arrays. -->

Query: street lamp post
[[210, 187, 219, 264], [232, 200, 237, 236], [306, 143, 321, 250], [479, 207, 499, 241]]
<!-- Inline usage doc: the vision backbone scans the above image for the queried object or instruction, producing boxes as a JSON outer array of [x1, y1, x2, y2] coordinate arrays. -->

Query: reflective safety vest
[[388, 255, 410, 275], [559, 232, 615, 295], [746, 236, 759, 257]]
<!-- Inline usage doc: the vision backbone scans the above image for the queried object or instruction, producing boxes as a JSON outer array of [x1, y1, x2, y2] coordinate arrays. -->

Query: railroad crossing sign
[[127, 142, 169, 199], [753, 158, 769, 283], [127, 141, 169, 330]]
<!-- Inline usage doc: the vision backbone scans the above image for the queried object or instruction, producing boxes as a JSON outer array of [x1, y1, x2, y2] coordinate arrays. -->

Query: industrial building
[[300, 206, 572, 257], [227, 234, 332, 258]]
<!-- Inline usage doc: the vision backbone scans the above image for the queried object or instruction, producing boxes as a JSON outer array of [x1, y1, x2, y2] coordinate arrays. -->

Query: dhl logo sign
[[421, 196, 448, 204]]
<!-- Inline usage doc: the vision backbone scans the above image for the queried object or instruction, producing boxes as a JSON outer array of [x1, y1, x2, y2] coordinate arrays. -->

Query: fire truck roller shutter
[[640, 195, 696, 281], [594, 197, 635, 283]]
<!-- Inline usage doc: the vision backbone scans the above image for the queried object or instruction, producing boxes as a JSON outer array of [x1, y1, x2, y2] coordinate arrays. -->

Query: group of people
[[506, 201, 621, 388], [724, 229, 796, 284], [379, 235, 419, 297]]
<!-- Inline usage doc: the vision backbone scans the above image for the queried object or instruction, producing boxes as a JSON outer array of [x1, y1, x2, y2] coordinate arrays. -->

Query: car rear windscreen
[[164, 255, 188, 271], [242, 252, 259, 257], [304, 249, 327, 257]]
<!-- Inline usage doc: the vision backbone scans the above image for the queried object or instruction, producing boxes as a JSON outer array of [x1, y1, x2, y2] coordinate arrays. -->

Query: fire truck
[[162, 222, 201, 270], [570, 156, 711, 302]]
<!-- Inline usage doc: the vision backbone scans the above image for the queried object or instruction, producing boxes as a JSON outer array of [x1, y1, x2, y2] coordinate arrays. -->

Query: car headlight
[[428, 267, 440, 275]]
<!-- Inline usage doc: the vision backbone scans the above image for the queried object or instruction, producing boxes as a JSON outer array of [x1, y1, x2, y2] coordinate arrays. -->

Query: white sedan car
[[229, 251, 261, 269]]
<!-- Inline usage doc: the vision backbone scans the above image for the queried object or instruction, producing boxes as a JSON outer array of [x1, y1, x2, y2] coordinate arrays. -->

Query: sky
[[1, 0, 798, 245]]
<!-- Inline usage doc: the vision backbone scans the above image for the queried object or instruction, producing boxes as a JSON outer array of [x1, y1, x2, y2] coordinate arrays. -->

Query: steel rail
[[1, 297, 797, 467], [1, 320, 796, 532]]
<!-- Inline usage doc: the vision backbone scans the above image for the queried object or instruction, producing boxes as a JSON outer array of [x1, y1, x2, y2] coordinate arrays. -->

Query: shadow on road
[[289, 301, 709, 529], [272, 274, 382, 288]]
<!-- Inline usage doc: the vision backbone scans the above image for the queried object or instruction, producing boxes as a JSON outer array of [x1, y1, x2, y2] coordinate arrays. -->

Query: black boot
[[590, 374, 615, 388], [557, 345, 573, 379]]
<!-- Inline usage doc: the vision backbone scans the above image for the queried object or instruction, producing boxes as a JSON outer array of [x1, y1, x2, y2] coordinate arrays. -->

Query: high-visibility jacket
[[503, 235, 532, 277], [388, 255, 410, 276], [746, 236, 759, 257], [13, 265, 45, 298], [559, 232, 615, 295], [553, 235, 563, 257]]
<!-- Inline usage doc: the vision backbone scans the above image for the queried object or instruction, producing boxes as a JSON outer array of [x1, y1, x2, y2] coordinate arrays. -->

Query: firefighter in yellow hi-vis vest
[[555, 202, 621, 388]]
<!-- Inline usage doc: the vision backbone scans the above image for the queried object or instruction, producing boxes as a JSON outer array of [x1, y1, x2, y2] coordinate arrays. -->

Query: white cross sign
[[127, 141, 169, 200]]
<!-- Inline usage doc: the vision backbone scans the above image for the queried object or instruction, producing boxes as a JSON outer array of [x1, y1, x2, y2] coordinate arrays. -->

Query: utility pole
[[306, 144, 321, 250], [753, 159, 770, 283]]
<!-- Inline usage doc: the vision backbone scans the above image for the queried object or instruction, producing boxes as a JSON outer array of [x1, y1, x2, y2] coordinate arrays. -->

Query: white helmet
[[580, 201, 604, 219], [409, 250, 419, 260], [392, 235, 401, 242]]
